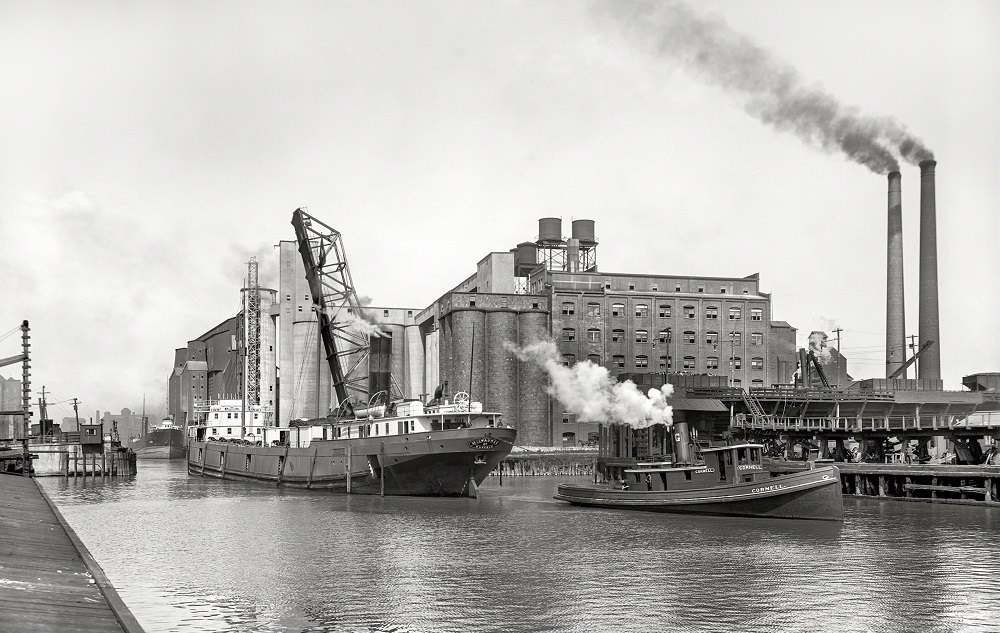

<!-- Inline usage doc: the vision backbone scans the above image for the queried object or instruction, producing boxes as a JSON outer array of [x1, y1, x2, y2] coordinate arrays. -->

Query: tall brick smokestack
[[886, 171, 906, 378], [918, 160, 941, 380]]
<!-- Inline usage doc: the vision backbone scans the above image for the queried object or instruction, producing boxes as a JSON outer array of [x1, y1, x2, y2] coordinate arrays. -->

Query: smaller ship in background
[[135, 416, 186, 460]]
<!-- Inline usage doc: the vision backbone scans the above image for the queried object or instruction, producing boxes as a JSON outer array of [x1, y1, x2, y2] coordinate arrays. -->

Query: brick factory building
[[170, 217, 806, 448]]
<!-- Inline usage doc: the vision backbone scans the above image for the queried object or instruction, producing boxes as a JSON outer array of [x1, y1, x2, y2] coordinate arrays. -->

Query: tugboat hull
[[555, 466, 844, 521], [187, 427, 516, 497]]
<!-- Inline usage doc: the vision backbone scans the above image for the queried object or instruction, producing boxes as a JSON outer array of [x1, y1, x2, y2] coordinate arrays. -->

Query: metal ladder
[[740, 388, 769, 426]]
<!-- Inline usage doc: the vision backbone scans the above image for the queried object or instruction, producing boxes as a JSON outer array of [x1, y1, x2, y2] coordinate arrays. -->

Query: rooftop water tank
[[537, 217, 563, 244], [571, 219, 596, 245]]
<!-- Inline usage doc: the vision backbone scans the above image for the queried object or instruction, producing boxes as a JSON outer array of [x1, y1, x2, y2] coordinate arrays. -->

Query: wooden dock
[[0, 474, 144, 633]]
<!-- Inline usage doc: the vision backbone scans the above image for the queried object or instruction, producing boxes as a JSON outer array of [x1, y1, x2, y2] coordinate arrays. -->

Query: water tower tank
[[515, 242, 537, 268], [572, 219, 596, 245], [537, 218, 563, 244]]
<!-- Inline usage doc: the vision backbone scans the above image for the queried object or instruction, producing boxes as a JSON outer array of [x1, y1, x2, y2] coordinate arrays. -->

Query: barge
[[187, 396, 515, 496]]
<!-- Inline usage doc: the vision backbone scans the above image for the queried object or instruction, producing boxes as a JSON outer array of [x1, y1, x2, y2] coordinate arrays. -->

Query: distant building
[[0, 375, 22, 439]]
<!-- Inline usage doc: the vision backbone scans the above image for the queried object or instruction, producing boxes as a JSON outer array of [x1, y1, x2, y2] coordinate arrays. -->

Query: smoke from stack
[[886, 171, 906, 378], [506, 339, 674, 428], [918, 160, 941, 379], [594, 0, 934, 173]]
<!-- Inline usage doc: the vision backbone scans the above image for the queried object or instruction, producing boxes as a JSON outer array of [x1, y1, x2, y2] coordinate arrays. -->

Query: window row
[[559, 354, 764, 371], [561, 328, 764, 346], [565, 301, 764, 321]]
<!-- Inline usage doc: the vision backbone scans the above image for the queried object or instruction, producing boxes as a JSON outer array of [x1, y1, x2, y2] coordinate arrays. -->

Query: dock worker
[[645, 473, 652, 491], [620, 478, 629, 490]]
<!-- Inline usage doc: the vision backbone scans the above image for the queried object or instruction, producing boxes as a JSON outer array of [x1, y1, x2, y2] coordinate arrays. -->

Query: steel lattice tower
[[244, 257, 261, 405]]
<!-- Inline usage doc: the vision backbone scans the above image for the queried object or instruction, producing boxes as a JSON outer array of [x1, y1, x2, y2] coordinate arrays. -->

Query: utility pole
[[72, 398, 80, 428], [832, 328, 843, 387], [37, 386, 48, 441]]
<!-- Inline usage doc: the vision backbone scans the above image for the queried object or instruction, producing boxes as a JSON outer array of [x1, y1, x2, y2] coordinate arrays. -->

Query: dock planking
[[0, 474, 143, 633]]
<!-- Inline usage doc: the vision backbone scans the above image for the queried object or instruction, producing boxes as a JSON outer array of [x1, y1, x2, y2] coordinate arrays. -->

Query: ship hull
[[187, 427, 516, 496], [135, 428, 186, 460], [555, 466, 844, 521]]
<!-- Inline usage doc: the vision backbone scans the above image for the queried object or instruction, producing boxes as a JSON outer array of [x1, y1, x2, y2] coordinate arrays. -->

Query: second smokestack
[[886, 171, 905, 378], [918, 160, 941, 380]]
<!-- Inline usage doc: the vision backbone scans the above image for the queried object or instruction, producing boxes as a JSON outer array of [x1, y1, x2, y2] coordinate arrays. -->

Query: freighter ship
[[135, 417, 186, 460], [186, 394, 515, 496]]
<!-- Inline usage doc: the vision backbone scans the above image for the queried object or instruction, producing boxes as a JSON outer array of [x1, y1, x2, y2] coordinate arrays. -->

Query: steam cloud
[[808, 331, 832, 364], [596, 0, 933, 174], [507, 339, 673, 428], [341, 310, 387, 339]]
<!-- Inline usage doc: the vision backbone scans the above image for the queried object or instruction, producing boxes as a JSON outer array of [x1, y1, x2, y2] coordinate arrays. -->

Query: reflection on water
[[41, 462, 1000, 633]]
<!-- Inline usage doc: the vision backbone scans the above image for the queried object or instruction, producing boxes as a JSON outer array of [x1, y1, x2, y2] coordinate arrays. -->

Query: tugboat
[[186, 391, 515, 497], [554, 420, 843, 521]]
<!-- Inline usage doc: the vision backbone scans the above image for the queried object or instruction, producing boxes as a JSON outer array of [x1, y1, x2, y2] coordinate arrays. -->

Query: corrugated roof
[[670, 397, 728, 412]]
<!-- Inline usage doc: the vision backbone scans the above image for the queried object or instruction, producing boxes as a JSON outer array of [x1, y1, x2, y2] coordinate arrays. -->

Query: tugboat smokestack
[[672, 421, 693, 466]]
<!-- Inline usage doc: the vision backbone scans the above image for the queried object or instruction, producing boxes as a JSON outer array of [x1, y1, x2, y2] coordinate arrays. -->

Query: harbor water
[[41, 462, 999, 633]]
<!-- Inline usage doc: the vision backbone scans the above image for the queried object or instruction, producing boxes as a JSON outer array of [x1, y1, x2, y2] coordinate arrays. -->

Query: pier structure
[[0, 474, 144, 632]]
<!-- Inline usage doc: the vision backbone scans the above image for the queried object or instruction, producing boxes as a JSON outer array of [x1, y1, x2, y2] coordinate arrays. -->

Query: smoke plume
[[507, 339, 673, 428], [808, 331, 832, 364], [595, 1, 933, 174]]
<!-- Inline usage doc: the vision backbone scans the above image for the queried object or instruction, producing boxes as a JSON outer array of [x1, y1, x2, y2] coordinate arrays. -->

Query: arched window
[[658, 329, 672, 343], [658, 304, 672, 318], [587, 328, 601, 342], [612, 355, 625, 368], [635, 330, 649, 343], [683, 356, 696, 369], [611, 303, 625, 317], [611, 329, 625, 342], [635, 355, 648, 368], [561, 301, 575, 315], [635, 304, 649, 318], [561, 328, 576, 342], [659, 355, 671, 370], [683, 331, 696, 344], [684, 305, 696, 318], [729, 307, 742, 320], [706, 357, 719, 369], [587, 354, 601, 365], [706, 306, 719, 319], [706, 331, 719, 345], [562, 354, 576, 366], [730, 356, 742, 369], [586, 303, 601, 317], [751, 357, 764, 370]]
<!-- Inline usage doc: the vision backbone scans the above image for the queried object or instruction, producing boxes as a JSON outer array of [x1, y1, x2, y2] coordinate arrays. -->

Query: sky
[[1, 0, 997, 422]]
